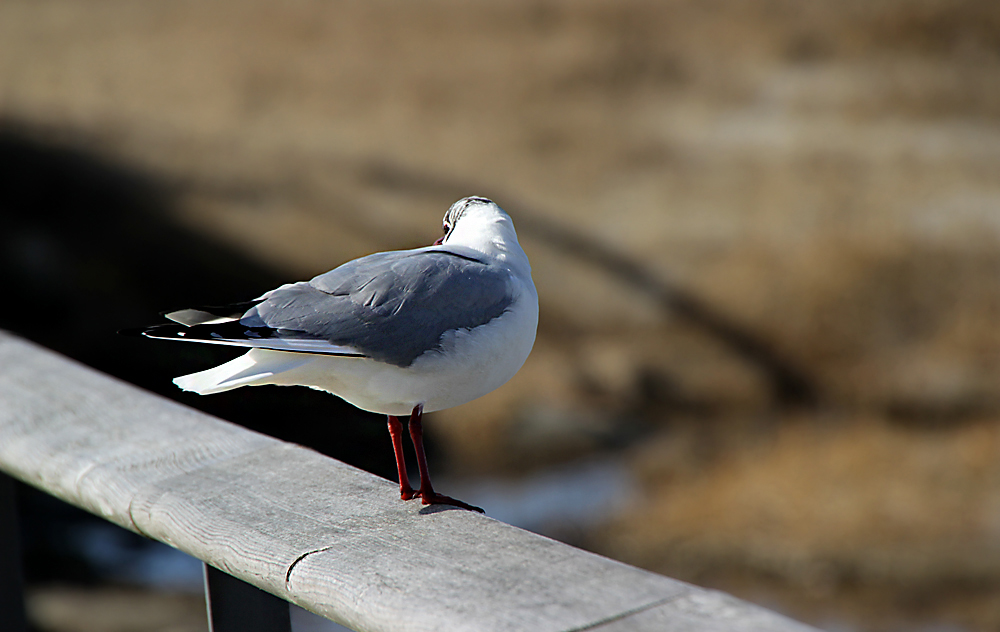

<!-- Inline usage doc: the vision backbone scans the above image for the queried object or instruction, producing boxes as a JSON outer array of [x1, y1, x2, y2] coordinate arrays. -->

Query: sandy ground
[[4, 1, 1000, 630]]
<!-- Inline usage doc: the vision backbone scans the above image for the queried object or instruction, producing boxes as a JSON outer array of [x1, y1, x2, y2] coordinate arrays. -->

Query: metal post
[[203, 563, 292, 632], [0, 472, 28, 632]]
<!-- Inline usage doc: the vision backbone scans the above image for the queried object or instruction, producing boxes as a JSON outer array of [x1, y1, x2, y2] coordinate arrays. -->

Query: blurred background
[[2, 1, 1000, 630]]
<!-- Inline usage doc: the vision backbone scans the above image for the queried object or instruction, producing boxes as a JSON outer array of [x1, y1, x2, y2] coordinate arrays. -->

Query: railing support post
[[0, 472, 28, 632], [204, 563, 292, 632]]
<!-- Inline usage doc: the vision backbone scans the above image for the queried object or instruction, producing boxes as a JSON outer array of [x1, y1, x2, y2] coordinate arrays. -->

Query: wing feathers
[[137, 323, 366, 357], [128, 248, 513, 367]]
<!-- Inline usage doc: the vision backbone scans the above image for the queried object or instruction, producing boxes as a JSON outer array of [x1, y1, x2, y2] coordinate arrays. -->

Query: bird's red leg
[[387, 415, 416, 500], [407, 404, 484, 513]]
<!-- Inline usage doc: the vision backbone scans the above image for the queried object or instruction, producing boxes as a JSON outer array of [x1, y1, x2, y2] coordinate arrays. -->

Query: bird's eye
[[433, 223, 451, 245]]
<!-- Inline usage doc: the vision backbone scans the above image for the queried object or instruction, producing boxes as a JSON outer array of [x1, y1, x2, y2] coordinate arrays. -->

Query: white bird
[[128, 197, 538, 512]]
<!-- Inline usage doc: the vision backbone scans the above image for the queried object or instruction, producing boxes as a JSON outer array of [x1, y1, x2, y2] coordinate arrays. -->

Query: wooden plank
[[0, 331, 817, 632], [585, 590, 815, 632], [0, 334, 275, 533]]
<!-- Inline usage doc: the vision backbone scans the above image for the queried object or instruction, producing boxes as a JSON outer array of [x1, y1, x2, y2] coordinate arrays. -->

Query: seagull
[[126, 197, 537, 512]]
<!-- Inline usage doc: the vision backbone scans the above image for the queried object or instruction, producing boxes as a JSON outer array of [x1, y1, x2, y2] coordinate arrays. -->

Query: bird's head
[[434, 196, 514, 247]]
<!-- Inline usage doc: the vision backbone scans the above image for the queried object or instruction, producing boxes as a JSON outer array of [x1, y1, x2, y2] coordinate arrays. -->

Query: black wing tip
[[125, 321, 277, 343], [120, 321, 373, 358], [118, 324, 188, 339]]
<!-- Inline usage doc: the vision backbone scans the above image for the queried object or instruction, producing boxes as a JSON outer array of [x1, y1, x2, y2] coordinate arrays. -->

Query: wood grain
[[0, 331, 816, 632]]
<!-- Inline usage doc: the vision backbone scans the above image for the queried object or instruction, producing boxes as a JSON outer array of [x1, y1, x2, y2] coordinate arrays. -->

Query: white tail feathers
[[173, 349, 311, 395]]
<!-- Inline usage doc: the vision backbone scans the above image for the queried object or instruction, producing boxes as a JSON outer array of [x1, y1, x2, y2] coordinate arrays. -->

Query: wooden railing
[[0, 331, 817, 632]]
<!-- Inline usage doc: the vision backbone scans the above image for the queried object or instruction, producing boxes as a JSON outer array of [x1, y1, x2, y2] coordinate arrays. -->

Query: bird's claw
[[399, 487, 417, 501]]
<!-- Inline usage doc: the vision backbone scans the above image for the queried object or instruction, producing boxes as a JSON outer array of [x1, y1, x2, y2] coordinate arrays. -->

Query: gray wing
[[241, 249, 515, 367]]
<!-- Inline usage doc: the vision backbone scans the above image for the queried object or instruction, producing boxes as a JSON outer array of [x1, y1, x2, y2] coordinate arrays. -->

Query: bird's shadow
[[418, 504, 473, 516]]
